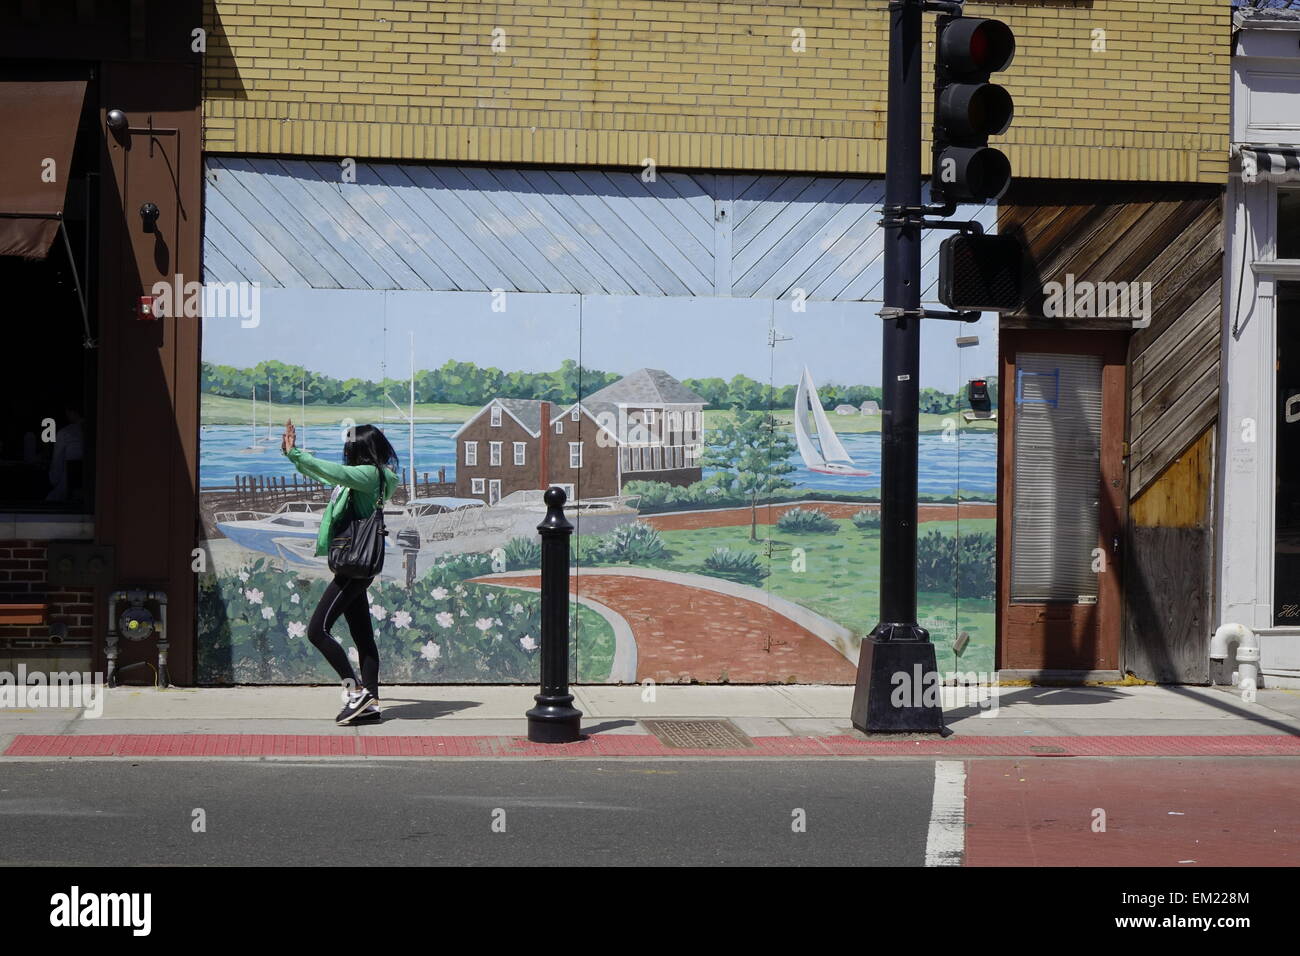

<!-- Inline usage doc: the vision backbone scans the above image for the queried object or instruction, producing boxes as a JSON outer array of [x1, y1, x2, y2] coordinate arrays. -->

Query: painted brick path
[[484, 572, 857, 683], [7, 734, 1300, 759]]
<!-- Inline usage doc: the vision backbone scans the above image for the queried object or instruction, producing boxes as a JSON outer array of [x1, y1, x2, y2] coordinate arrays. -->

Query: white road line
[[925, 760, 966, 867]]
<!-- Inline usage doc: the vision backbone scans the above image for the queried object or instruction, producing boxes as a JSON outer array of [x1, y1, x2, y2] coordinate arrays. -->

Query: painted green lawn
[[572, 602, 616, 682], [704, 408, 997, 435], [583, 515, 996, 674]]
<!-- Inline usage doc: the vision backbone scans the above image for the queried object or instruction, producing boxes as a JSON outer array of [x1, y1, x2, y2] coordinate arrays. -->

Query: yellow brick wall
[[202, 0, 1230, 183]]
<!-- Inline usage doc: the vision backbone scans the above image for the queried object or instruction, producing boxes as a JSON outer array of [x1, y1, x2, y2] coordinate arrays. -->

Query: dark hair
[[343, 424, 398, 473]]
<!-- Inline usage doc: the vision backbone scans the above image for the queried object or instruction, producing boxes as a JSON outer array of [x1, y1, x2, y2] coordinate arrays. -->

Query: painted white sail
[[793, 366, 871, 476], [793, 367, 825, 469], [804, 369, 854, 465]]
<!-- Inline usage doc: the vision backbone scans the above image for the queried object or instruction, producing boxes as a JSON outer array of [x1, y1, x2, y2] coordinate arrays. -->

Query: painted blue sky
[[202, 288, 999, 391]]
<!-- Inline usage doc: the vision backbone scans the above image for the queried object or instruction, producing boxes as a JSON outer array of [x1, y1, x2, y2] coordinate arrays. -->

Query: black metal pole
[[851, 0, 943, 734], [526, 487, 583, 743]]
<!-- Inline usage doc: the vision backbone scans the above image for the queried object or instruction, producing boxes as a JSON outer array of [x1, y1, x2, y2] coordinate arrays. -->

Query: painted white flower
[[431, 587, 448, 600], [245, 588, 263, 605], [238, 570, 250, 583], [261, 606, 275, 621], [475, 617, 493, 632], [511, 603, 525, 615], [284, 578, 295, 589], [459, 608, 468, 617], [420, 641, 442, 662], [287, 621, 306, 639], [454, 585, 466, 596], [347, 647, 359, 665], [486, 593, 496, 603], [371, 604, 387, 622], [436, 611, 454, 628], [520, 635, 537, 651], [392, 610, 412, 629], [494, 617, 502, 626], [290, 593, 301, 604]]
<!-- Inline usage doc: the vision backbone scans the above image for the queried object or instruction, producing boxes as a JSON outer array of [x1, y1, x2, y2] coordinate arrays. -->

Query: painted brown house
[[454, 369, 707, 504]]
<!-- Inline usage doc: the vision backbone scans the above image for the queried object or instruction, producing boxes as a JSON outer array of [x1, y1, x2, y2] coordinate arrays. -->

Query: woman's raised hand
[[281, 419, 297, 453]]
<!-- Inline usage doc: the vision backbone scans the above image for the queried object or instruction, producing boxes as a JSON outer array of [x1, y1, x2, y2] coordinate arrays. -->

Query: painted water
[[199, 422, 997, 497]]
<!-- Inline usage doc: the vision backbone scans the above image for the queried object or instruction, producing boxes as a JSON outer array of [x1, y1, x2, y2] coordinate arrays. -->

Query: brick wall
[[203, 0, 1230, 182], [0, 541, 95, 644]]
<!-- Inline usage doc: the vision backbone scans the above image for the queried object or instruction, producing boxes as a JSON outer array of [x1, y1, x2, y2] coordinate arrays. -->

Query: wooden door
[[998, 331, 1128, 672]]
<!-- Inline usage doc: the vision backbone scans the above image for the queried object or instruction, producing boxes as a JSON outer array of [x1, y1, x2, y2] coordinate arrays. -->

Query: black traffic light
[[938, 233, 1025, 312], [967, 379, 991, 414], [932, 15, 1015, 203]]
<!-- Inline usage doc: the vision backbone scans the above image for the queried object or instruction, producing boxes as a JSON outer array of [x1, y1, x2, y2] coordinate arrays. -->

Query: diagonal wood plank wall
[[997, 181, 1224, 499], [203, 157, 996, 303]]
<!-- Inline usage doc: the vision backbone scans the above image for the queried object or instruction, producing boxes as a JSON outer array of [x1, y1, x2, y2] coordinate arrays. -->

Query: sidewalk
[[4, 682, 1300, 758]]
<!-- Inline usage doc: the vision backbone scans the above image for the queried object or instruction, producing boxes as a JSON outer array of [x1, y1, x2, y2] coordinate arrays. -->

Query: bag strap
[[374, 464, 384, 509]]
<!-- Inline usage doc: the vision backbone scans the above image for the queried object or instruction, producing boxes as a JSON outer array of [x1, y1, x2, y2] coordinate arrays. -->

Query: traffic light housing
[[967, 379, 992, 414], [932, 15, 1016, 203], [937, 233, 1025, 312]]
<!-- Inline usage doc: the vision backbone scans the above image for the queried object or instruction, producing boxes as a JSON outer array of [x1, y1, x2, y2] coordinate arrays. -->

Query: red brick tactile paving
[[642, 501, 996, 532], [480, 572, 857, 683], [964, 758, 1300, 867], [7, 734, 1300, 759]]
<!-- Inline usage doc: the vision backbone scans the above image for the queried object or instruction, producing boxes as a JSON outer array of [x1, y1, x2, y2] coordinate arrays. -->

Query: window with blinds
[[1010, 352, 1103, 603]]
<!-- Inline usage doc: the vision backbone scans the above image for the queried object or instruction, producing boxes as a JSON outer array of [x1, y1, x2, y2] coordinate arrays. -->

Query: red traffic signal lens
[[940, 17, 1016, 76]]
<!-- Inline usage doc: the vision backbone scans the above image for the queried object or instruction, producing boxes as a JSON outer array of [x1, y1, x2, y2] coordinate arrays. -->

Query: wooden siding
[[203, 157, 994, 302], [1124, 428, 1215, 684], [998, 182, 1223, 499]]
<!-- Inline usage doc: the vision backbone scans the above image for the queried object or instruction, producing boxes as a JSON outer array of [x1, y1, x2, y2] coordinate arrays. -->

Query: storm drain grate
[[641, 719, 755, 750]]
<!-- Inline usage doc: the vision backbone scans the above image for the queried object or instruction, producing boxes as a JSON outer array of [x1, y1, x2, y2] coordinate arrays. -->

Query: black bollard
[[526, 487, 583, 743]]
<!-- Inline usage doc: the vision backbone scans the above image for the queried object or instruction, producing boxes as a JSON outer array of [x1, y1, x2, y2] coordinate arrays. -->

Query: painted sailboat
[[237, 385, 272, 454], [793, 366, 873, 477]]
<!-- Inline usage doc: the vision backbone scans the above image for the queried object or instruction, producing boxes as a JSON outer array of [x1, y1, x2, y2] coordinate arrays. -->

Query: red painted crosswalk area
[[963, 759, 1300, 867], [5, 733, 1300, 759]]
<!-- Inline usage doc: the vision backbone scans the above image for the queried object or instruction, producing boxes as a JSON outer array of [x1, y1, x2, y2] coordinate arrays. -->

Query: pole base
[[850, 623, 945, 734], [526, 693, 583, 744]]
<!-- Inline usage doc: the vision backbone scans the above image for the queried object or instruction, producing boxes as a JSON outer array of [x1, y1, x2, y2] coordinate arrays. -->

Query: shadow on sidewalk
[[375, 699, 483, 720], [941, 684, 1300, 736]]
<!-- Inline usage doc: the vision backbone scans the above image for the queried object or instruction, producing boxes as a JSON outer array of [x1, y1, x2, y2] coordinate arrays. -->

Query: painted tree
[[701, 406, 798, 541]]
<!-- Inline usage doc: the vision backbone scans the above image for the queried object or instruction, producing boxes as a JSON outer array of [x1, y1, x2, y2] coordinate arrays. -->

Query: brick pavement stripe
[[964, 759, 1300, 866], [5, 734, 1299, 758]]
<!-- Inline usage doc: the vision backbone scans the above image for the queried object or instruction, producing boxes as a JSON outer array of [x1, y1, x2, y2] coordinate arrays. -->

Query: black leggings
[[307, 574, 379, 698]]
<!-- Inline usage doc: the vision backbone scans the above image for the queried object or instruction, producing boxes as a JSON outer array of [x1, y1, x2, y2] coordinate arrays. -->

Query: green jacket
[[284, 446, 400, 556]]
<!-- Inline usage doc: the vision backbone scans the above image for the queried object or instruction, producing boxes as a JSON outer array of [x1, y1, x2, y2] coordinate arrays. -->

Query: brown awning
[[0, 80, 88, 259]]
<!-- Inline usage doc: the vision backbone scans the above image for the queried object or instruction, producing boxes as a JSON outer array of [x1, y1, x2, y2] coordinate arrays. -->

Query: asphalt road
[[0, 759, 936, 867]]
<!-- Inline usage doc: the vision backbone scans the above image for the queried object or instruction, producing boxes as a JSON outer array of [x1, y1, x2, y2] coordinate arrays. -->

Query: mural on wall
[[196, 290, 998, 685]]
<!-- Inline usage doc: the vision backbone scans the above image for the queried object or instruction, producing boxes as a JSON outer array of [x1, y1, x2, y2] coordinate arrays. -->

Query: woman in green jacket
[[281, 420, 400, 724]]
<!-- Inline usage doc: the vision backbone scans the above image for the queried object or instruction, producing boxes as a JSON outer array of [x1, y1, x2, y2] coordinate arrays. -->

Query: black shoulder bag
[[328, 465, 388, 578]]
